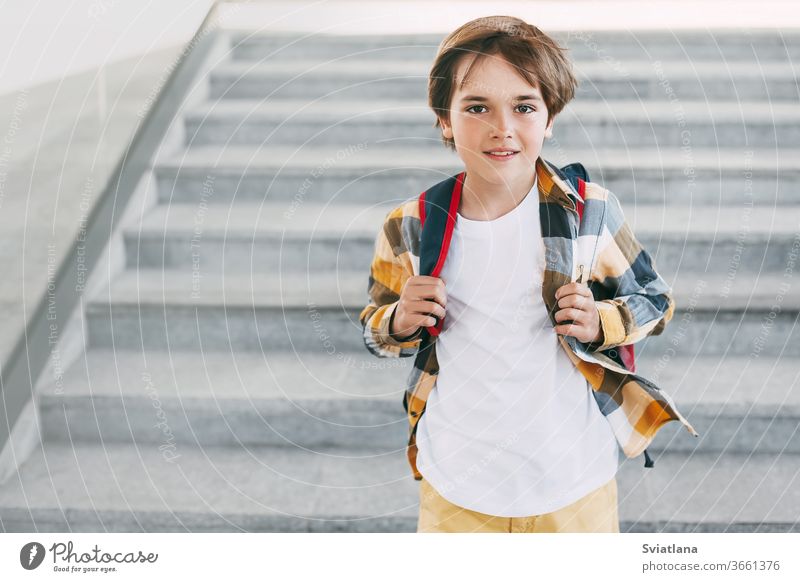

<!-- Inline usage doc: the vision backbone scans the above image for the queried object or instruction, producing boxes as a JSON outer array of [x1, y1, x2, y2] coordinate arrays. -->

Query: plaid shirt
[[359, 156, 698, 481]]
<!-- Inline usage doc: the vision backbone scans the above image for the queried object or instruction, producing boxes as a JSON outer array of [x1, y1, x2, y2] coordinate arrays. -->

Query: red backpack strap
[[620, 344, 635, 373], [575, 177, 586, 222]]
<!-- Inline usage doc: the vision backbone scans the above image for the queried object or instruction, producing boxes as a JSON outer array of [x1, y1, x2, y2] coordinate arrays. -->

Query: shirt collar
[[535, 156, 580, 212]]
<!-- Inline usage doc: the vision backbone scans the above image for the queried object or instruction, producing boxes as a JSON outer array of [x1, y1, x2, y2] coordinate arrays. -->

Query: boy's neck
[[459, 172, 538, 221]]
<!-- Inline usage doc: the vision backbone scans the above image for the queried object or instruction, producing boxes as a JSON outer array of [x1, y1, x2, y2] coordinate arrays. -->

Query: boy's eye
[[466, 105, 487, 113], [465, 104, 536, 113]]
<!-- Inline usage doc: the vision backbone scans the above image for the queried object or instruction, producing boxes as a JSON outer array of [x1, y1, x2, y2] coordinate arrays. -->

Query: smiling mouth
[[484, 150, 520, 159]]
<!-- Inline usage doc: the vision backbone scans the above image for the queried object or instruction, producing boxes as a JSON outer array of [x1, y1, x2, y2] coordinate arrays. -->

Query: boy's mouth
[[483, 149, 520, 161]]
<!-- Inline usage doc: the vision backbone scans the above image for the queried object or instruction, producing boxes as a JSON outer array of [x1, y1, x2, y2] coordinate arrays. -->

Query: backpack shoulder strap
[[559, 161, 590, 186], [558, 162, 589, 222]]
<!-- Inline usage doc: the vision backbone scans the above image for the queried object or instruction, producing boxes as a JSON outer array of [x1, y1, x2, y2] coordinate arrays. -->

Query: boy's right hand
[[390, 275, 447, 340]]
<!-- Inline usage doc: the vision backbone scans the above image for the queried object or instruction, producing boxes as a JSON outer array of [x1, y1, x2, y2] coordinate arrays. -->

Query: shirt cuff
[[592, 300, 627, 351], [382, 302, 423, 347]]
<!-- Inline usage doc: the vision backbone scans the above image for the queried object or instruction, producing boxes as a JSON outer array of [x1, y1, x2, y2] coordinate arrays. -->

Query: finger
[[410, 281, 447, 308], [553, 323, 576, 335], [408, 299, 446, 319], [412, 314, 438, 328], [555, 282, 577, 299], [554, 315, 591, 330], [554, 323, 591, 340], [410, 276, 447, 290], [556, 282, 590, 300], [432, 279, 447, 308], [554, 307, 583, 323], [557, 293, 589, 310], [410, 275, 443, 286]]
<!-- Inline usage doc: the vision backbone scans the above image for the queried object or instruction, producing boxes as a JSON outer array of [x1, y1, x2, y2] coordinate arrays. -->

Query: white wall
[[0, 0, 215, 96], [221, 0, 800, 34]]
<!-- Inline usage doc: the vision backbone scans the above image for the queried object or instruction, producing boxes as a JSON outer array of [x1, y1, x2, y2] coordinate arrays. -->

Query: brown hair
[[428, 16, 578, 151]]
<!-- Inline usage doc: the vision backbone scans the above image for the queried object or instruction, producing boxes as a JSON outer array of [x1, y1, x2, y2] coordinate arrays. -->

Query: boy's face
[[438, 54, 554, 191]]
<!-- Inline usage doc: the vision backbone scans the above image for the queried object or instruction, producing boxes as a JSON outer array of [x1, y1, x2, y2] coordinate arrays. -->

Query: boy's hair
[[428, 15, 578, 151]]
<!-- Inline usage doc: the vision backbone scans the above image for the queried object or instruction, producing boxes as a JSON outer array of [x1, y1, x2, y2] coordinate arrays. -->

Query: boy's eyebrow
[[460, 94, 544, 103]]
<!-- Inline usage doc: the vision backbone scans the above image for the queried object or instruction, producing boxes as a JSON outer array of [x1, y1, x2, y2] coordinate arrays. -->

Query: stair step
[[639, 354, 800, 453], [227, 30, 800, 64], [37, 349, 800, 454], [620, 450, 800, 532], [85, 270, 367, 352], [39, 349, 411, 449], [1, 442, 798, 532], [154, 145, 800, 205], [125, 202, 387, 273], [126, 201, 800, 277], [83, 270, 800, 355], [0, 441, 416, 532], [208, 60, 799, 101], [183, 99, 800, 149]]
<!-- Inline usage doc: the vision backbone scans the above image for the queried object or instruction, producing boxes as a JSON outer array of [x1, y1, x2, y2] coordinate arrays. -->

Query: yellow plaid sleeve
[[359, 205, 422, 357], [588, 190, 676, 352]]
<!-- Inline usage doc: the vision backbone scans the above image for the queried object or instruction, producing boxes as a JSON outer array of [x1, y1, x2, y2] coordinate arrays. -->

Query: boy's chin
[[460, 151, 539, 167], [462, 158, 536, 181]]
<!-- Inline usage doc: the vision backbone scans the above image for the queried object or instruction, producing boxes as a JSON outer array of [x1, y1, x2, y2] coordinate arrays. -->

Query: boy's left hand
[[553, 282, 603, 344]]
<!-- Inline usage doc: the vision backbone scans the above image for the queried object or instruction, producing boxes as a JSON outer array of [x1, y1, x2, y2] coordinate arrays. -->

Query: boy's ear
[[439, 116, 453, 139], [544, 115, 555, 139]]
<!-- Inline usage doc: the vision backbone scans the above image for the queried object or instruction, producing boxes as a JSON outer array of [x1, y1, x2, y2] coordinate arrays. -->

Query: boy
[[359, 16, 697, 533]]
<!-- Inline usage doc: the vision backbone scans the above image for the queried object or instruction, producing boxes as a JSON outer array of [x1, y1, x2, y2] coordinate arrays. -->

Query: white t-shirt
[[415, 177, 619, 517]]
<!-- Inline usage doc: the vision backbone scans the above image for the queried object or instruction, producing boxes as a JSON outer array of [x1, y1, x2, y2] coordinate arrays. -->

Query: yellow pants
[[417, 476, 620, 533]]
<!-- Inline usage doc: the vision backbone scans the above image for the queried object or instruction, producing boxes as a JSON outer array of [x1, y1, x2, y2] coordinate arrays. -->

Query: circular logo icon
[[20, 542, 46, 570]]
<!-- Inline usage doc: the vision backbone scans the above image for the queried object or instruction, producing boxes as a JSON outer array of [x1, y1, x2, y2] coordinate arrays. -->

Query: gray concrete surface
[[0, 442, 797, 532]]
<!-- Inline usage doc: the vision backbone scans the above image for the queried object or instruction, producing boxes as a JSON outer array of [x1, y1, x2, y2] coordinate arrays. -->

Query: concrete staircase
[[1, 29, 799, 532]]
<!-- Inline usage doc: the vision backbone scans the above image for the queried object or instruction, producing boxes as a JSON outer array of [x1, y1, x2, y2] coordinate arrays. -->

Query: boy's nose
[[489, 112, 513, 138]]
